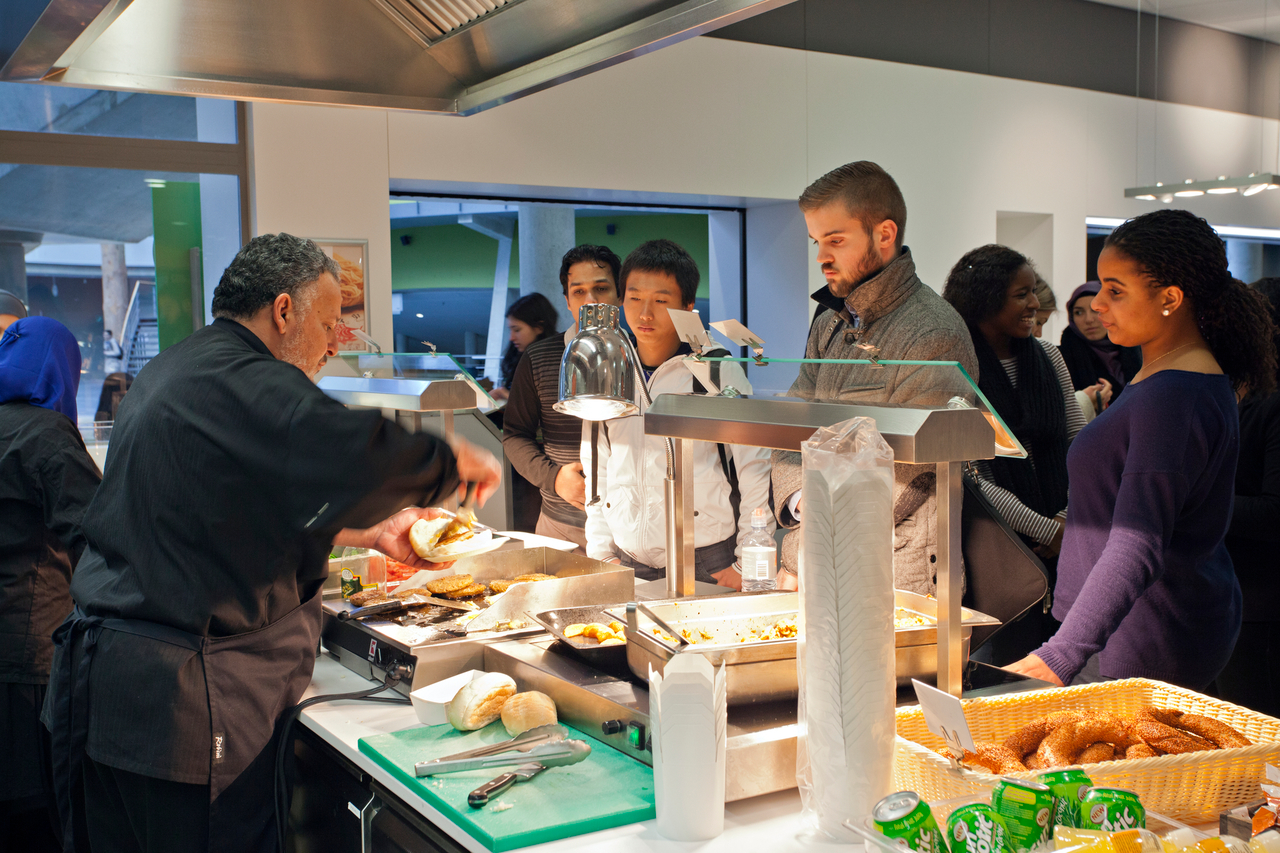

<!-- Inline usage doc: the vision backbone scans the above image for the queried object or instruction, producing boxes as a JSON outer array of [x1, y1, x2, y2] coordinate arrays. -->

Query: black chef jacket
[[57, 318, 459, 784], [0, 402, 100, 684]]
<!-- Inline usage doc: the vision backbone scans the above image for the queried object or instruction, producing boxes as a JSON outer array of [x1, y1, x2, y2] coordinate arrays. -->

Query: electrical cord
[[274, 665, 410, 851]]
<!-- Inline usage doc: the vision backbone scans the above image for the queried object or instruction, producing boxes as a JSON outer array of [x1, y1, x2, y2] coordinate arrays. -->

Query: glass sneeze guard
[[327, 352, 497, 410], [688, 356, 1027, 460]]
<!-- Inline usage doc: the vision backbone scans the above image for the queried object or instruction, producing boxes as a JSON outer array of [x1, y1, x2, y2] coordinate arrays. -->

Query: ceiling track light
[[1126, 173, 1280, 201]]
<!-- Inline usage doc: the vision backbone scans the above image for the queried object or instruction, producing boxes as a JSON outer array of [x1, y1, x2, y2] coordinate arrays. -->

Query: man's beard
[[826, 243, 885, 299], [279, 329, 320, 378]]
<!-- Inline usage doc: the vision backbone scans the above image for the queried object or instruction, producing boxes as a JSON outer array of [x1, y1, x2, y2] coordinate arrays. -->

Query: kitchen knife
[[427, 724, 567, 764], [414, 738, 591, 777], [468, 763, 545, 808]]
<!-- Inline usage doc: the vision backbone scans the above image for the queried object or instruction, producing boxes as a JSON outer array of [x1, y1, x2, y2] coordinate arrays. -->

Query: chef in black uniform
[[43, 233, 501, 853]]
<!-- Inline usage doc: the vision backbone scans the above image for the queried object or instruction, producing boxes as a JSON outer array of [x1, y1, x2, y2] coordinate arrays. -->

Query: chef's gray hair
[[211, 233, 340, 321]]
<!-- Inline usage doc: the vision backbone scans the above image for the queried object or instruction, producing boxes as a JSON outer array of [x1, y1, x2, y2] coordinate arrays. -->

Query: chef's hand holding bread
[[329, 438, 500, 569]]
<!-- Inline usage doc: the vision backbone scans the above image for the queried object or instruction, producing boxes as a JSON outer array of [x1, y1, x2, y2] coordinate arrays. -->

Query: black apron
[[47, 592, 322, 852]]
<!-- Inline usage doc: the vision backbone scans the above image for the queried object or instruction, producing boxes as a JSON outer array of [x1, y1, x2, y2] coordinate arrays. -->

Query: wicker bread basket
[[895, 678, 1280, 823]]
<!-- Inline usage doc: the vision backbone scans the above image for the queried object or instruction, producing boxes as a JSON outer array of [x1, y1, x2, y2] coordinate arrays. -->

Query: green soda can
[[1038, 769, 1093, 829], [1079, 788, 1145, 832], [947, 803, 1009, 853], [991, 777, 1055, 851], [873, 791, 951, 853]]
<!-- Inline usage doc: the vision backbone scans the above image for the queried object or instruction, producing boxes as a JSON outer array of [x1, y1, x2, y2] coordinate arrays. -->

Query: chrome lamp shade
[[554, 303, 640, 421]]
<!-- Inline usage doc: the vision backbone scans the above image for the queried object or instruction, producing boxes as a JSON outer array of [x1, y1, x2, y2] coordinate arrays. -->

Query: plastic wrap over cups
[[796, 416, 896, 840], [649, 655, 727, 841]]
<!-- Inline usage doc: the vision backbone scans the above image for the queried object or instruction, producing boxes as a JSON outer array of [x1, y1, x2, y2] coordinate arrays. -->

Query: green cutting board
[[358, 721, 655, 851]]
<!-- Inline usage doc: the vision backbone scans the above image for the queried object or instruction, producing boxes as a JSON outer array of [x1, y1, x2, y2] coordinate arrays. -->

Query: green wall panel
[[152, 181, 203, 351], [390, 213, 710, 299]]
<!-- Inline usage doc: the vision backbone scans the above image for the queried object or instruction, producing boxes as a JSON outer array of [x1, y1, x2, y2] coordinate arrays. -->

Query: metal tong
[[626, 601, 689, 648], [414, 737, 591, 777], [442, 480, 479, 541], [338, 592, 477, 621]]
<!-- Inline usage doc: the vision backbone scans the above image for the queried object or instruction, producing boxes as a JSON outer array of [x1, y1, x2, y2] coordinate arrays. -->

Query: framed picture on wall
[[312, 238, 368, 353]]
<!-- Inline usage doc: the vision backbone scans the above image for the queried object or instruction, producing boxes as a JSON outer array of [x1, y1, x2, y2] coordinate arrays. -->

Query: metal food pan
[[610, 591, 1001, 702], [528, 605, 630, 668]]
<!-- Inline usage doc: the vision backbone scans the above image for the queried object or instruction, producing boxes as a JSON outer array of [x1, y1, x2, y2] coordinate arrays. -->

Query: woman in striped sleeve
[[943, 245, 1087, 658]]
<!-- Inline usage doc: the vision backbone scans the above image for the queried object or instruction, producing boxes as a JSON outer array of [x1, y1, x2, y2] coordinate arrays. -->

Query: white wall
[[248, 35, 1280, 363], [247, 103, 395, 351]]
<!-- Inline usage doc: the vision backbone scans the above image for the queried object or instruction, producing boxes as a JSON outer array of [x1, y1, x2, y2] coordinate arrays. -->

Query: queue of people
[[4, 160, 1280, 852]]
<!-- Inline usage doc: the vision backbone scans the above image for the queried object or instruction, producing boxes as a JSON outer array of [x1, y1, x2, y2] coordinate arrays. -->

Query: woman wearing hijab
[[0, 317, 102, 852], [1059, 281, 1143, 417]]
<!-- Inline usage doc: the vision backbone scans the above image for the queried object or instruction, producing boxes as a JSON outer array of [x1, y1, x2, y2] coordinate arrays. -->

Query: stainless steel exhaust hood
[[1, 0, 795, 115]]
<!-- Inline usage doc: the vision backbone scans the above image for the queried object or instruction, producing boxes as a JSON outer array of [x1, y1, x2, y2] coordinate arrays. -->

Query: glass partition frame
[[329, 351, 497, 409], [696, 356, 1028, 459]]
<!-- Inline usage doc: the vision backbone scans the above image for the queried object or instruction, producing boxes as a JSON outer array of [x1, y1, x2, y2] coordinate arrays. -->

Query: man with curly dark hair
[[1007, 209, 1277, 690]]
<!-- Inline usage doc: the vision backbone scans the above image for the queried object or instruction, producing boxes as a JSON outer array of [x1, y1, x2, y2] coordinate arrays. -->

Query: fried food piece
[[513, 573, 557, 583], [1077, 742, 1116, 764], [608, 621, 625, 633], [1035, 715, 1135, 768], [391, 587, 430, 600], [426, 574, 473, 594], [443, 582, 487, 599], [348, 589, 388, 607], [488, 579, 515, 594], [580, 623, 611, 640], [599, 638, 626, 646], [1003, 711, 1084, 759], [1125, 743, 1158, 760], [960, 742, 1028, 775], [1142, 707, 1251, 749], [562, 624, 587, 638]]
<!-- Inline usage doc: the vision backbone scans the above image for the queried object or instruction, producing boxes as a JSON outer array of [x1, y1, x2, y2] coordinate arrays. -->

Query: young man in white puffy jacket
[[583, 239, 773, 589]]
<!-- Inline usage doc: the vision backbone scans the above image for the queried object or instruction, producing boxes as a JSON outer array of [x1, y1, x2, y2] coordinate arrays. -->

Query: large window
[[0, 83, 249, 437], [388, 195, 743, 387]]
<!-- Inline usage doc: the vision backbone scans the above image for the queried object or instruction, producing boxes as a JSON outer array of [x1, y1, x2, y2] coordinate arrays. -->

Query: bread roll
[[447, 672, 516, 731], [409, 517, 450, 559], [501, 691, 557, 737]]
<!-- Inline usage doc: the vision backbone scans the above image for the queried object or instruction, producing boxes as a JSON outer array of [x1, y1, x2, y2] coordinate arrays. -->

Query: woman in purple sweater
[[1007, 209, 1277, 690]]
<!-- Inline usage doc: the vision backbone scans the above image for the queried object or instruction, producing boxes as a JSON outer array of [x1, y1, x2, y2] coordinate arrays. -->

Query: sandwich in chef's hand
[[409, 514, 492, 562]]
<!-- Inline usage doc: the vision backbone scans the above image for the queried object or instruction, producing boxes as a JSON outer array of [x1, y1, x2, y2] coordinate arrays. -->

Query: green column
[[151, 181, 203, 351]]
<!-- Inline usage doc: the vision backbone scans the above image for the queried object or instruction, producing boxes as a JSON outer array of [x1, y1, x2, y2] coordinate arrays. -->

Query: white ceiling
[[1086, 0, 1280, 42]]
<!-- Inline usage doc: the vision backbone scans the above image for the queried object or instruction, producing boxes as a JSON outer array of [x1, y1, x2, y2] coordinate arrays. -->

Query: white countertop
[[300, 653, 855, 853]]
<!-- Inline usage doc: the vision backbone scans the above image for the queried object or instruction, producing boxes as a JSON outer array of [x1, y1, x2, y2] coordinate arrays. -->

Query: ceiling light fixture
[[1126, 173, 1280, 200]]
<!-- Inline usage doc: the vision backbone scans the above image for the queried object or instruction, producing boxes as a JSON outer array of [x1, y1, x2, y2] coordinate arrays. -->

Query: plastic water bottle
[[740, 507, 777, 592]]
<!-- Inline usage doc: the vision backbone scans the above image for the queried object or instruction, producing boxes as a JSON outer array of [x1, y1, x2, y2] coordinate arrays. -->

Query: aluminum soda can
[[991, 777, 1055, 851], [1038, 769, 1093, 828], [873, 791, 951, 853], [947, 803, 1009, 853], [1079, 788, 1145, 832]]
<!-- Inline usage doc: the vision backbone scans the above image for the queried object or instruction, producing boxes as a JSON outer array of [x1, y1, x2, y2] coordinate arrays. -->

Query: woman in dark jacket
[[944, 246, 1087, 660], [491, 293, 560, 402], [1215, 277, 1280, 716], [1059, 281, 1143, 412], [0, 317, 101, 852]]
